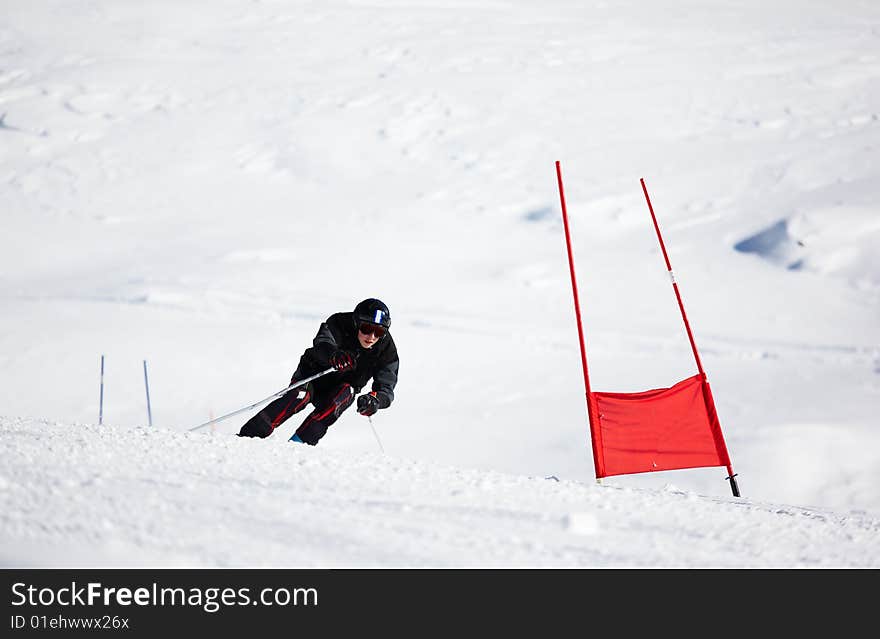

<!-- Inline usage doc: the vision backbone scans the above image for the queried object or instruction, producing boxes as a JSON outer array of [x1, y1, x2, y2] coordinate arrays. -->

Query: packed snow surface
[[2, 417, 878, 567]]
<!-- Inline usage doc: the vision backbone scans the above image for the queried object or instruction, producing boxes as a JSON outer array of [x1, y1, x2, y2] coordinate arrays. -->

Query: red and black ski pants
[[237, 382, 355, 445]]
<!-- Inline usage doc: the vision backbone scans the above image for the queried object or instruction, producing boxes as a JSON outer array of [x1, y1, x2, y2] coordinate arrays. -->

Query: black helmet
[[353, 298, 391, 329]]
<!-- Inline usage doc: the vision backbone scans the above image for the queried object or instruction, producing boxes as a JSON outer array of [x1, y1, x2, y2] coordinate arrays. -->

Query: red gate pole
[[640, 178, 740, 497], [555, 161, 603, 481], [640, 178, 706, 377]]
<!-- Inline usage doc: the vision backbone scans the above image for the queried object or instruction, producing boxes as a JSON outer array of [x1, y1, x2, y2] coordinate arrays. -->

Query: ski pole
[[367, 415, 385, 454], [187, 367, 335, 432]]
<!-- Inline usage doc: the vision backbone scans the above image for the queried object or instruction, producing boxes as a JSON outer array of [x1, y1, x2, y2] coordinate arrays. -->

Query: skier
[[238, 298, 399, 445]]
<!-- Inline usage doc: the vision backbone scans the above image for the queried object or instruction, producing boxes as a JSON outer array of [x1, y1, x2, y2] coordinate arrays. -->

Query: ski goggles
[[358, 322, 387, 338]]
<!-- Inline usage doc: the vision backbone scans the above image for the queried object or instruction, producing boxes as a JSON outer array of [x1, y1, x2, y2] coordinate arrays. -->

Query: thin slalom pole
[[187, 367, 335, 432], [556, 162, 593, 398], [143, 360, 153, 428], [98, 354, 105, 425], [640, 178, 739, 496], [556, 161, 602, 482], [640, 178, 705, 376]]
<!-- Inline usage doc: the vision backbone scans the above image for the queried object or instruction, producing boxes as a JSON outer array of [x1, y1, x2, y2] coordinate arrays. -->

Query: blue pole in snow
[[99, 355, 105, 425], [143, 360, 153, 427]]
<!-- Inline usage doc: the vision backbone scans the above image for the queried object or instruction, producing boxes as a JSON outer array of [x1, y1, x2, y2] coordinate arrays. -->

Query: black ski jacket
[[296, 312, 399, 408]]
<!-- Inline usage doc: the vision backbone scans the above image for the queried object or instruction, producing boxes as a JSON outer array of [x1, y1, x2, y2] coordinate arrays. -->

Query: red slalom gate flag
[[554, 161, 740, 496], [588, 374, 731, 477]]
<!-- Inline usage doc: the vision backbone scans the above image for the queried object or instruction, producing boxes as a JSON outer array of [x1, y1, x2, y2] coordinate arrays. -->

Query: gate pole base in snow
[[726, 474, 741, 497]]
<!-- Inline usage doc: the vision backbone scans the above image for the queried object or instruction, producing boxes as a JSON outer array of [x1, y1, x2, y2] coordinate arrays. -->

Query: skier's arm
[[370, 356, 399, 408], [310, 321, 340, 366]]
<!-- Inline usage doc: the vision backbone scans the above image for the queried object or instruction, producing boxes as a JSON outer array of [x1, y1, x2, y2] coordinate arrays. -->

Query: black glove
[[357, 393, 380, 417], [329, 350, 356, 372]]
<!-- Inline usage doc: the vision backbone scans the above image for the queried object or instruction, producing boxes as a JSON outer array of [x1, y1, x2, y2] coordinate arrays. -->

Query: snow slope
[[2, 417, 877, 567], [1, 0, 879, 566]]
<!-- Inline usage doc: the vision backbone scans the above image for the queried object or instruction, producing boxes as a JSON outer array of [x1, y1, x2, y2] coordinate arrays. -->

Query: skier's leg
[[238, 386, 312, 438], [293, 384, 355, 445]]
